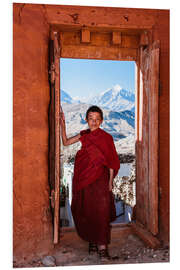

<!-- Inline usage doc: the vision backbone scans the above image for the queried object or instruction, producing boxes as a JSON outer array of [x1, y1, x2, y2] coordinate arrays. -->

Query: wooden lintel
[[131, 222, 161, 249], [112, 31, 122, 45], [140, 31, 149, 46], [81, 29, 91, 43], [61, 31, 139, 49], [61, 45, 137, 61]]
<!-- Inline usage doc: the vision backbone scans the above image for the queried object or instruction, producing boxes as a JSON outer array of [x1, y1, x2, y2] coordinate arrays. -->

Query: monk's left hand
[[109, 179, 113, 191]]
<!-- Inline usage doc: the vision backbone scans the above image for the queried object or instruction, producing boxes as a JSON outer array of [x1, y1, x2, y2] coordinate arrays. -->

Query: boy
[[60, 105, 120, 261]]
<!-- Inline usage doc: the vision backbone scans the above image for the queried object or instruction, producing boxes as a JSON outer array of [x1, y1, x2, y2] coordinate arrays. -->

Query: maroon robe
[[71, 127, 120, 245]]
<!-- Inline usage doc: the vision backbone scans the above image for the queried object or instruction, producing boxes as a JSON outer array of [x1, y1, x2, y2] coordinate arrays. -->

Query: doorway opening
[[48, 30, 159, 246], [59, 58, 136, 228]]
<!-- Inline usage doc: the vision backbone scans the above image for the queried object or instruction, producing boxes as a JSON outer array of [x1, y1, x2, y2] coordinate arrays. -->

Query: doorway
[[59, 58, 136, 228], [48, 30, 159, 246]]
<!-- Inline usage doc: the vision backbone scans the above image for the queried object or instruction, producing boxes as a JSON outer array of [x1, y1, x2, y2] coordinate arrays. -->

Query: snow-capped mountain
[[61, 85, 135, 112], [84, 85, 135, 112]]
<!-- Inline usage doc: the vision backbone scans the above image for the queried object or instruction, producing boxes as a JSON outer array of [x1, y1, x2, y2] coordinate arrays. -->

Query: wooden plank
[[135, 60, 140, 141], [148, 45, 159, 235], [60, 223, 133, 233], [136, 142, 145, 224], [135, 42, 159, 240], [142, 46, 150, 228], [131, 222, 161, 249], [48, 39, 55, 194], [136, 46, 150, 228], [61, 45, 137, 60], [135, 49, 144, 224], [45, 4, 156, 29], [52, 24, 150, 35], [52, 31, 61, 244]]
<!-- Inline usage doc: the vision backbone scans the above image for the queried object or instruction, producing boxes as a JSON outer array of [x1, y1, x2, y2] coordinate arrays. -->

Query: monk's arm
[[109, 168, 114, 191], [61, 125, 81, 146], [60, 106, 81, 146]]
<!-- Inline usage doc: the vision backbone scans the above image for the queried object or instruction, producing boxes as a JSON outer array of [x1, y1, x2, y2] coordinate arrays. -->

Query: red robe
[[71, 127, 120, 245]]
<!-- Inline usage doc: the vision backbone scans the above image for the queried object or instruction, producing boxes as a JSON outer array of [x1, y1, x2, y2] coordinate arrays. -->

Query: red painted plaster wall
[[13, 3, 169, 259], [154, 10, 170, 245], [13, 3, 53, 260]]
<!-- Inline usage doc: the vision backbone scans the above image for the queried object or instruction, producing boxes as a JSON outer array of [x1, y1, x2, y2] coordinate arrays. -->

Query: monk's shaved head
[[86, 105, 103, 120]]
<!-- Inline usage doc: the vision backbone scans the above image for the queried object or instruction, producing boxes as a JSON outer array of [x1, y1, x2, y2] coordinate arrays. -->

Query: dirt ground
[[13, 226, 169, 268]]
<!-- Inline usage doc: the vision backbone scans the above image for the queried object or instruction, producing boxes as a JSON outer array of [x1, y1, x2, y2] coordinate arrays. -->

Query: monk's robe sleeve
[[80, 130, 87, 136], [104, 135, 120, 178]]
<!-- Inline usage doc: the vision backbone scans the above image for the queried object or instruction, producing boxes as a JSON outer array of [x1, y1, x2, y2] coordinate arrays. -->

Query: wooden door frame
[[49, 26, 160, 247], [133, 41, 160, 247], [49, 31, 61, 244]]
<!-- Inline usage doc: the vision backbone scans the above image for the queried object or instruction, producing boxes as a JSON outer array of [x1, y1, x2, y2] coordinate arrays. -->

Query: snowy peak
[[98, 84, 122, 97], [86, 85, 135, 112], [101, 85, 135, 103]]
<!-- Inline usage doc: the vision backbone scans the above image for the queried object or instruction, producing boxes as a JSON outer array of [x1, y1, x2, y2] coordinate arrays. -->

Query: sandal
[[98, 248, 111, 262], [88, 242, 98, 254]]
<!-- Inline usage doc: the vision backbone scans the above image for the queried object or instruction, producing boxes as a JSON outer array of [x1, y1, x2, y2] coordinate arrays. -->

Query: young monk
[[60, 105, 120, 261]]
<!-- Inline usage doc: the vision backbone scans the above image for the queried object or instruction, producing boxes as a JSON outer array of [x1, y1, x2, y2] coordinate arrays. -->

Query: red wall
[[13, 4, 53, 260], [154, 10, 170, 245], [13, 3, 169, 259]]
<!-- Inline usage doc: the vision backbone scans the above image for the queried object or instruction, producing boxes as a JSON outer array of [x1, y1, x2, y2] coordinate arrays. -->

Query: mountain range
[[60, 85, 135, 155], [61, 102, 134, 141], [61, 103, 135, 157], [61, 84, 135, 113]]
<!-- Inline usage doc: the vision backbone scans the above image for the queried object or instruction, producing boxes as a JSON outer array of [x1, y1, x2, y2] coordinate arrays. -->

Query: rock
[[42, 256, 56, 267]]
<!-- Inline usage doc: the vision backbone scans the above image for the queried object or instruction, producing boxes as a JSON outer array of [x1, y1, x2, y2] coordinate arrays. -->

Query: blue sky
[[60, 58, 135, 98]]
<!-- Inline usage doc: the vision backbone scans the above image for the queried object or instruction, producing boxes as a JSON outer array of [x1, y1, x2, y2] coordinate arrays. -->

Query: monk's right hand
[[109, 179, 113, 191], [60, 106, 65, 127]]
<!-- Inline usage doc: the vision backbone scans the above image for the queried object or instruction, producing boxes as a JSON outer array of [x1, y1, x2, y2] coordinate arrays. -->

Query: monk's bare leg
[[98, 245, 105, 250], [98, 244, 111, 261]]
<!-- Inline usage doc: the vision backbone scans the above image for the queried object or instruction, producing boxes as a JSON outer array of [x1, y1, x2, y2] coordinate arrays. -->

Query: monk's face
[[86, 112, 103, 131]]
